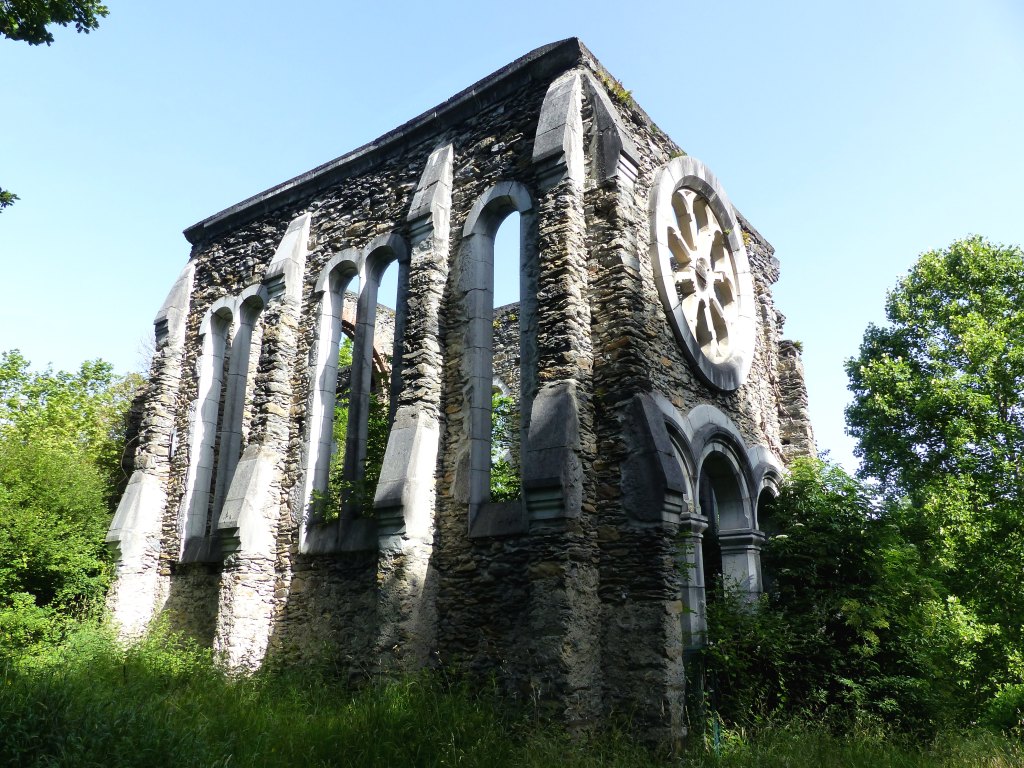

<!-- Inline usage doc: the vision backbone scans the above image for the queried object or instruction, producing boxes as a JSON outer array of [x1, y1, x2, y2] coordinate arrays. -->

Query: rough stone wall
[[106, 38, 814, 747], [492, 303, 521, 399], [777, 340, 816, 463]]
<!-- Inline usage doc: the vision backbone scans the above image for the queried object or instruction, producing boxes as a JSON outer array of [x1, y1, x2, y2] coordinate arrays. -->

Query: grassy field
[[1, 629, 1020, 768]]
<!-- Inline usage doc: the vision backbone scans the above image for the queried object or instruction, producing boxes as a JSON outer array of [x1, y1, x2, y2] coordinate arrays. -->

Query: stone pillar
[[105, 261, 195, 637], [583, 73, 687, 744], [522, 69, 603, 725], [777, 340, 816, 463], [370, 143, 453, 671], [676, 515, 709, 647], [719, 530, 765, 596], [213, 212, 309, 669]]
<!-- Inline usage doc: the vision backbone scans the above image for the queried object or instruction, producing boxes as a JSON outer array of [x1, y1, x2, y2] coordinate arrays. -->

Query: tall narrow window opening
[[305, 266, 358, 529], [303, 236, 407, 547], [490, 211, 522, 501], [461, 184, 535, 533], [341, 254, 400, 514], [211, 295, 264, 524], [182, 303, 232, 558]]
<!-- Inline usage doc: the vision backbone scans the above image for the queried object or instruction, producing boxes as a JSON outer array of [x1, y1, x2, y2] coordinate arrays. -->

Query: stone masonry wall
[[107, 39, 814, 747]]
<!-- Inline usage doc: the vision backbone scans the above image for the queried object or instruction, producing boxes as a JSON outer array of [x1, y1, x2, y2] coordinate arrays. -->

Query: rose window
[[650, 156, 754, 391], [667, 189, 737, 364]]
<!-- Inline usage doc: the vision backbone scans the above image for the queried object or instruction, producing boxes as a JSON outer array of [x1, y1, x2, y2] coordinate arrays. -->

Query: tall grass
[[1, 627, 1019, 767]]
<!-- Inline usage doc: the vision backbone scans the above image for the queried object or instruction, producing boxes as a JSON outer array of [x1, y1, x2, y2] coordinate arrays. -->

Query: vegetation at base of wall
[[694, 239, 1024, 741], [700, 457, 1022, 735], [1, 625, 1020, 768]]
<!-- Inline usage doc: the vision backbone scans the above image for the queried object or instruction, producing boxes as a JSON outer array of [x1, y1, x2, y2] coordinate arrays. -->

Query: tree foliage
[[846, 236, 1024, 501], [0, 350, 138, 660], [704, 458, 971, 732], [844, 236, 1024, 716], [1, 0, 109, 210], [0, 187, 17, 211], [0, 349, 142, 504], [0, 0, 108, 45]]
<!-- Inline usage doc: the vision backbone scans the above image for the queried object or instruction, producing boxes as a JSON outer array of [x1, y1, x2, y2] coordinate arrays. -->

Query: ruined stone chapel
[[106, 39, 814, 742]]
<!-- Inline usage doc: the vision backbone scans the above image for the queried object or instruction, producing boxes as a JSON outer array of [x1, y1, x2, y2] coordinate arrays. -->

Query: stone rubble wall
[[777, 340, 816, 463], [106, 38, 815, 747], [492, 303, 522, 400]]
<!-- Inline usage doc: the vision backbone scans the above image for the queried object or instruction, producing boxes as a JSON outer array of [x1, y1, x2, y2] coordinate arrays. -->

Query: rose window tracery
[[650, 156, 755, 391], [667, 189, 738, 364]]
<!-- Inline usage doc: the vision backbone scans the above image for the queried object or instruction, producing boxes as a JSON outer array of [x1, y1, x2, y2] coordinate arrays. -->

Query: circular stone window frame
[[649, 156, 755, 392]]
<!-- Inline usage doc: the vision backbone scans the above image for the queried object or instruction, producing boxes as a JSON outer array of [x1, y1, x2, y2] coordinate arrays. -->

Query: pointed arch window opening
[[181, 293, 266, 560], [305, 269, 359, 524], [304, 242, 408, 536], [490, 211, 522, 502], [210, 296, 265, 528]]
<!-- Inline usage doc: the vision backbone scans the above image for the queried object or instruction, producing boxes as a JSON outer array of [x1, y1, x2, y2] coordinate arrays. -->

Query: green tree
[[845, 236, 1024, 703], [705, 458, 977, 732], [0, 350, 137, 659], [0, 188, 17, 211], [0, 349, 142, 505], [1, 0, 108, 45], [0, 440, 110, 658]]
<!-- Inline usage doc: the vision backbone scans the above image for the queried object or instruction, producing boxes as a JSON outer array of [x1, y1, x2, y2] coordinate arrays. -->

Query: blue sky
[[1, 0, 1021, 471]]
